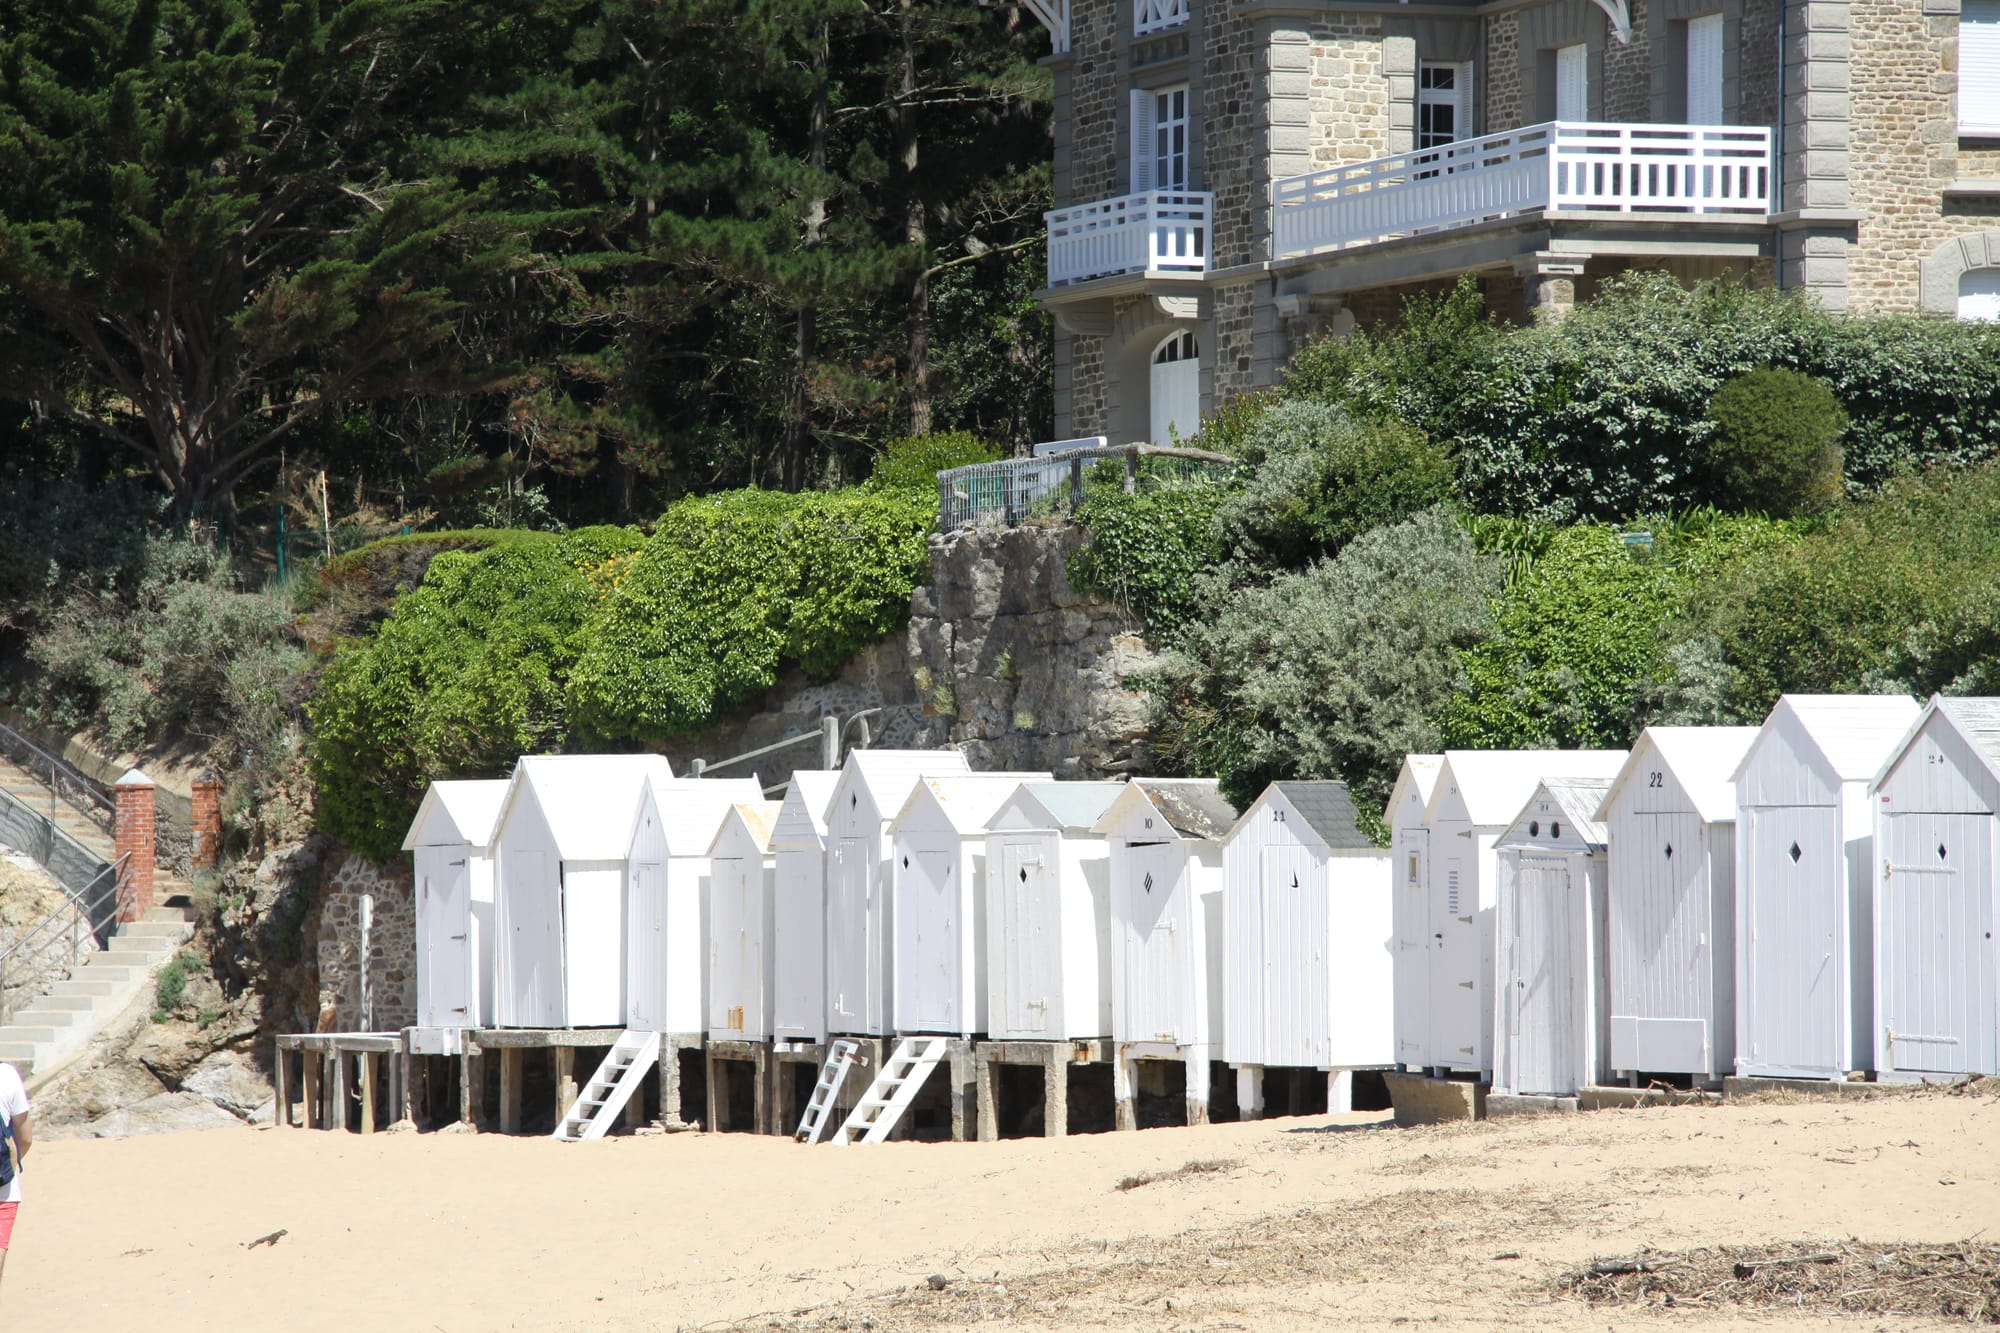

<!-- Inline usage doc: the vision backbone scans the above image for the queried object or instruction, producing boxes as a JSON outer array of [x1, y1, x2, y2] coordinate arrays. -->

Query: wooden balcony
[[1270, 122, 1773, 262], [1045, 190, 1212, 288]]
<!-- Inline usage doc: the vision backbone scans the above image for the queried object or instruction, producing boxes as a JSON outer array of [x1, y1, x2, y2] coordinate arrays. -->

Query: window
[[1686, 13, 1723, 124], [1963, 269, 2000, 322], [1135, 0, 1189, 36], [1418, 62, 1473, 149], [1149, 332, 1200, 447], [1966, 1, 2000, 134], [1556, 43, 1589, 121], [1130, 84, 1190, 193]]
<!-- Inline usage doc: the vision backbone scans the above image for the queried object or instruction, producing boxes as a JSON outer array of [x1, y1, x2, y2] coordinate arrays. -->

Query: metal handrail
[[0, 785, 112, 896], [0, 853, 129, 1026], [0, 718, 114, 830]]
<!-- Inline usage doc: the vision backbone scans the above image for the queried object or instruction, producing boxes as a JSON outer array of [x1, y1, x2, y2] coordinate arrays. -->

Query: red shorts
[[0, 1201, 16, 1250]]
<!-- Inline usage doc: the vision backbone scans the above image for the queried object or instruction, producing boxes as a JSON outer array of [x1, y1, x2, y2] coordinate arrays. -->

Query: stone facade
[[1210, 280, 1260, 405], [1486, 11, 1525, 131], [315, 855, 415, 1032]]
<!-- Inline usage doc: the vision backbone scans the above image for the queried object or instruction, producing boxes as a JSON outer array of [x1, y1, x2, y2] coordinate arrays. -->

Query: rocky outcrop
[[82, 1090, 242, 1137]]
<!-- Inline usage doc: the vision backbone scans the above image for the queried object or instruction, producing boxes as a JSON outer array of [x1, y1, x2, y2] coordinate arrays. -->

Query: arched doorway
[[1149, 330, 1200, 446], [1961, 268, 2000, 322]]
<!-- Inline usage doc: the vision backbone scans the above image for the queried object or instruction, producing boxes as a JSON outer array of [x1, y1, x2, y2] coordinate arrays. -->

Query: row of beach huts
[[292, 690, 1999, 1140]]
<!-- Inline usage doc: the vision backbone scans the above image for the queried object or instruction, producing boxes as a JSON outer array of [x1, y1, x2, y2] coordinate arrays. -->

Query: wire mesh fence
[[936, 444, 1237, 531]]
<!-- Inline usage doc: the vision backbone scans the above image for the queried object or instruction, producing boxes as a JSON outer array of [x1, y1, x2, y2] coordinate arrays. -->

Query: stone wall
[[315, 855, 415, 1032], [1057, 0, 1124, 209], [1485, 12, 1525, 131], [1210, 280, 1261, 406], [1603, 0, 1654, 122], [1202, 0, 1263, 268]]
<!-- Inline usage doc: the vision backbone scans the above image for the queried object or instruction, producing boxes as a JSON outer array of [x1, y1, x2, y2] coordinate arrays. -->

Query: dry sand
[[7, 1089, 1997, 1331]]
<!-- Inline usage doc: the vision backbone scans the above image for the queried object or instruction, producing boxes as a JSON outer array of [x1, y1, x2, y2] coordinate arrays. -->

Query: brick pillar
[[113, 769, 157, 923], [190, 768, 224, 872]]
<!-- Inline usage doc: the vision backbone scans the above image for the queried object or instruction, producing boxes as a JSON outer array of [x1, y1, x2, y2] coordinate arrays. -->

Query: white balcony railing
[[1135, 0, 1190, 35], [1271, 121, 1772, 261], [1046, 189, 1212, 287]]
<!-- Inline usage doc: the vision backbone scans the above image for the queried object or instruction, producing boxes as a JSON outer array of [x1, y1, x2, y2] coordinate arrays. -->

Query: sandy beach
[[8, 1086, 1998, 1331]]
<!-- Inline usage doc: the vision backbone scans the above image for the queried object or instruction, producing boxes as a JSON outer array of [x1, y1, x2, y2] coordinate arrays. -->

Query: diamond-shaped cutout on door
[[1938, 843, 1949, 861], [1663, 843, 1674, 859], [1143, 872, 1154, 894], [1788, 842, 1802, 863]]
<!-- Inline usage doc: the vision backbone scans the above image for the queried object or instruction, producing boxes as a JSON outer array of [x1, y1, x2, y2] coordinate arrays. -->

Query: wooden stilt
[[460, 1051, 481, 1129], [499, 1048, 523, 1134], [1327, 1068, 1354, 1114], [1184, 1052, 1211, 1127], [553, 1047, 579, 1125], [1043, 1046, 1069, 1138], [274, 1043, 292, 1128], [1113, 1048, 1137, 1132], [948, 1041, 974, 1142], [329, 1048, 350, 1132], [359, 1052, 378, 1134], [975, 1049, 1000, 1143], [1237, 1065, 1264, 1121], [301, 1052, 321, 1131]]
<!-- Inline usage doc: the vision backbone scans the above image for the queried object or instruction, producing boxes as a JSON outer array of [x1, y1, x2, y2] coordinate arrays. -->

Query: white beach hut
[[1491, 778, 1612, 1099], [1732, 694, 1920, 1080], [886, 772, 1053, 1037], [771, 770, 838, 1045], [822, 748, 972, 1036], [1423, 749, 1627, 1077], [1222, 781, 1394, 1115], [402, 779, 510, 1034], [1869, 695, 2000, 1080], [1387, 755, 1443, 1070], [624, 775, 767, 1038], [1595, 726, 1760, 1083], [1092, 778, 1236, 1125], [707, 801, 782, 1042], [984, 781, 1124, 1042], [491, 754, 674, 1029]]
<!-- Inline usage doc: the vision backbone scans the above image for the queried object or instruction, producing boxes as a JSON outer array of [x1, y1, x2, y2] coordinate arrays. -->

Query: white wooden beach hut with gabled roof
[[707, 801, 782, 1042], [1092, 777, 1237, 1127], [1732, 693, 1920, 1080], [1423, 749, 1628, 1078], [624, 774, 767, 1038], [490, 754, 674, 1029], [1492, 777, 1613, 1100], [1387, 755, 1443, 1071], [1869, 695, 2000, 1081], [822, 748, 972, 1036], [403, 778, 510, 1037], [984, 780, 1124, 1043], [771, 770, 838, 1045], [1595, 726, 1760, 1084], [886, 772, 1053, 1038], [1222, 780, 1393, 1117]]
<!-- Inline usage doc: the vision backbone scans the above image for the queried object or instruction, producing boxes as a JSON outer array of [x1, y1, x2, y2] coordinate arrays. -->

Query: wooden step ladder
[[829, 1036, 950, 1146], [551, 1030, 660, 1143], [795, 1039, 861, 1144]]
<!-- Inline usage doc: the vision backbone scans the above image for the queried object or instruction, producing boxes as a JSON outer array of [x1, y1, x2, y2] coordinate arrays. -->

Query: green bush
[[567, 488, 931, 739], [307, 526, 643, 859], [1214, 400, 1454, 568], [863, 431, 1001, 493], [1703, 368, 1847, 516], [1067, 484, 1234, 636], [0, 475, 161, 605], [1441, 515, 1791, 750], [153, 952, 190, 1019], [1145, 508, 1500, 815]]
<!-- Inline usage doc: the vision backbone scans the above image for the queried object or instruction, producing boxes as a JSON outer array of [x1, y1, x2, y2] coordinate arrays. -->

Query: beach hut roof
[[998, 780, 1126, 833], [634, 775, 769, 855], [1597, 726, 1761, 824], [1231, 781, 1374, 850], [1499, 777, 1613, 849], [1872, 694, 2000, 790], [709, 800, 783, 856], [888, 773, 1055, 835], [494, 754, 675, 859], [1731, 694, 1921, 784], [772, 770, 840, 844], [402, 778, 510, 851], [1094, 778, 1237, 841], [1430, 750, 1627, 826], [1385, 754, 1444, 827]]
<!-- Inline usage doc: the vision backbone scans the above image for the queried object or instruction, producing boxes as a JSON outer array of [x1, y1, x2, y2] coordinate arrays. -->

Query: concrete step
[[146, 905, 197, 924], [10, 1008, 90, 1030], [73, 962, 148, 983], [0, 1027, 63, 1045], [30, 994, 98, 1013], [104, 936, 183, 958], [48, 978, 125, 998], [0, 1049, 38, 1073], [117, 921, 193, 941]]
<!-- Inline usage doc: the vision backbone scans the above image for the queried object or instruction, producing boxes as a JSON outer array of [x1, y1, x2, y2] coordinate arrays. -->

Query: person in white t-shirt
[[0, 1059, 30, 1289]]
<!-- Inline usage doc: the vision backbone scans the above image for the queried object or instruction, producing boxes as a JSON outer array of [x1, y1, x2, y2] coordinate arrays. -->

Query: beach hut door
[[627, 861, 666, 1030], [1879, 811, 1993, 1075], [1000, 840, 1056, 1036], [1429, 846, 1477, 1066], [711, 856, 752, 1035], [1511, 856, 1573, 1095], [1392, 827, 1430, 1064], [1264, 842, 1327, 1066], [907, 846, 959, 1031], [828, 839, 871, 1030], [1743, 805, 1842, 1071], [1123, 840, 1184, 1043], [419, 855, 474, 1028]]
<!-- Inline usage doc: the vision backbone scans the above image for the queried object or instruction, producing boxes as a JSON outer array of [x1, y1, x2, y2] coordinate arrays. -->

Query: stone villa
[[1015, 0, 2000, 445]]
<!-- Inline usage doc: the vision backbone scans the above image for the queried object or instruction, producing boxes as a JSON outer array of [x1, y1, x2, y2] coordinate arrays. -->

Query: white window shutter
[[1455, 61, 1475, 138], [1130, 90, 1156, 193], [1556, 44, 1589, 121], [1964, 1, 2000, 135], [1687, 14, 1723, 123]]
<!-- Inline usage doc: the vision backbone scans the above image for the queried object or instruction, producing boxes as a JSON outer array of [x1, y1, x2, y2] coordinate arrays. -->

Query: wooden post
[[329, 1047, 350, 1133], [553, 1047, 578, 1125], [661, 1043, 685, 1128], [1237, 1065, 1264, 1121], [1113, 1048, 1137, 1132], [274, 1043, 291, 1129], [300, 1051, 320, 1131], [499, 1048, 523, 1134], [975, 1048, 1000, 1143], [949, 1041, 974, 1142], [460, 1050, 482, 1130], [359, 1052, 378, 1135], [1043, 1046, 1069, 1139], [1328, 1068, 1354, 1114], [625, 1063, 649, 1132], [1184, 1051, 1211, 1128], [1069, 457, 1084, 510], [752, 1046, 772, 1137], [1121, 450, 1137, 494], [705, 1049, 725, 1134]]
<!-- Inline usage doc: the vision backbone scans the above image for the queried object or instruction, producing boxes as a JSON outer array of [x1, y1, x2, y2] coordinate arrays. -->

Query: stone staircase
[[0, 751, 197, 1090]]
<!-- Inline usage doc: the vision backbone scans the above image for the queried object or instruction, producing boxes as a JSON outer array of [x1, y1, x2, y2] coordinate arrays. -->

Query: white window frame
[[1131, 83, 1191, 193], [1417, 61, 1474, 150], [1686, 13, 1724, 124], [1961, 268, 2000, 322], [1135, 0, 1190, 37], [1555, 43, 1589, 122], [1964, 1, 2000, 135]]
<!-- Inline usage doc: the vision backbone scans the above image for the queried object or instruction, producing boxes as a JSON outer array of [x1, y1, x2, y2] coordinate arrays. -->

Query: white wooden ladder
[[796, 1038, 861, 1144], [551, 1030, 660, 1143], [830, 1036, 950, 1145]]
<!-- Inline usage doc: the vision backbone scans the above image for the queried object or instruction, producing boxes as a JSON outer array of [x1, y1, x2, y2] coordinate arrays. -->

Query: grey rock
[[181, 1049, 276, 1120], [85, 1091, 243, 1138]]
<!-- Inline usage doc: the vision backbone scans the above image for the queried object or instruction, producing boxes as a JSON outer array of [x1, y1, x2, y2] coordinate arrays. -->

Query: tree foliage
[[1702, 367, 1847, 517]]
